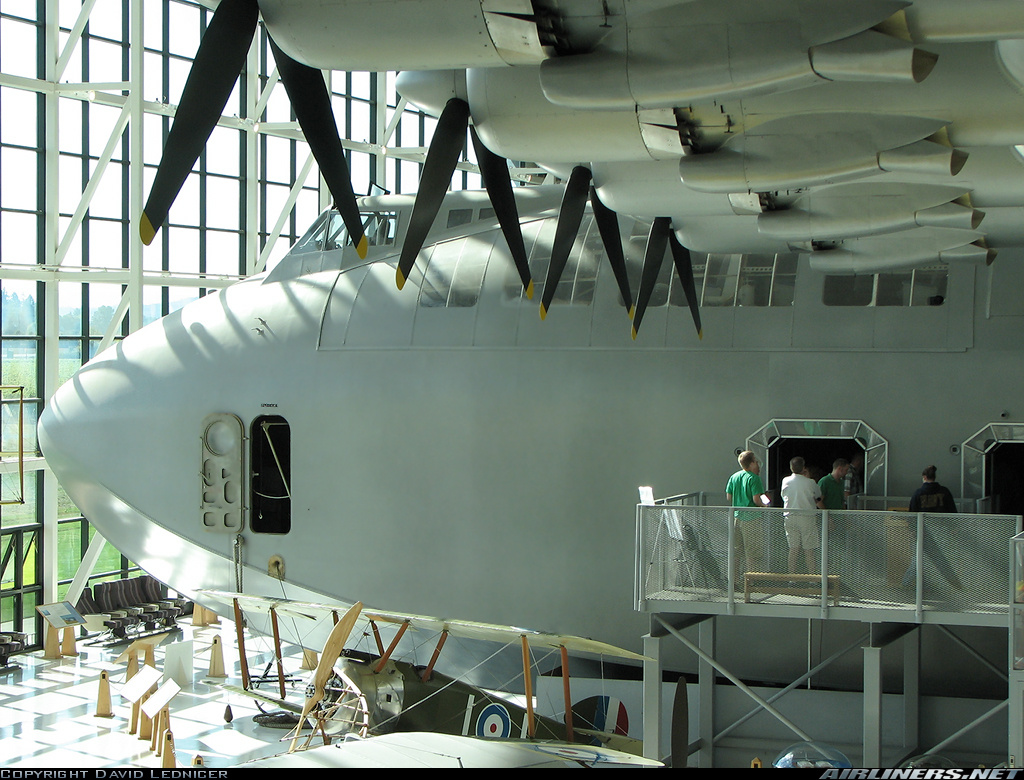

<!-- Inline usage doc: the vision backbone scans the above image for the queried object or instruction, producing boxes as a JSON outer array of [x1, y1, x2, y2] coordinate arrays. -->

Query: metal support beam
[[655, 614, 814, 764], [643, 632, 663, 761], [698, 618, 715, 767], [717, 630, 870, 743], [864, 644, 883, 767], [64, 531, 109, 608], [41, 0, 61, 605], [255, 152, 316, 273], [904, 628, 921, 760]]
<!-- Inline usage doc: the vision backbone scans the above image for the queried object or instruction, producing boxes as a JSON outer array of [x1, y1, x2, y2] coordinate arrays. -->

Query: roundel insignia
[[476, 702, 512, 739]]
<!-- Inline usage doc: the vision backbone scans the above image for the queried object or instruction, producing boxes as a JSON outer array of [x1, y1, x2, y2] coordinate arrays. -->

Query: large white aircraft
[[33, 0, 1024, 743], [140, 0, 1024, 286]]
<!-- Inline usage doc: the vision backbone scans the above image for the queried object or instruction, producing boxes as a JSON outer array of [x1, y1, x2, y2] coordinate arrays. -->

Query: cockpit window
[[446, 208, 473, 229], [290, 209, 398, 255]]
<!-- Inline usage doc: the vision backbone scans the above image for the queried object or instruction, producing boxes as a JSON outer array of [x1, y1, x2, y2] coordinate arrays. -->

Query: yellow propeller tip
[[396, 269, 406, 290], [698, 329, 704, 340], [539, 304, 548, 321], [139, 213, 156, 246], [628, 306, 635, 319], [355, 234, 368, 259], [631, 327, 639, 341], [525, 280, 534, 300]]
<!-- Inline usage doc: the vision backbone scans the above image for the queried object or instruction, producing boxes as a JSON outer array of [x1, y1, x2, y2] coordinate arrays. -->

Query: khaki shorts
[[783, 512, 820, 550], [734, 518, 765, 562]]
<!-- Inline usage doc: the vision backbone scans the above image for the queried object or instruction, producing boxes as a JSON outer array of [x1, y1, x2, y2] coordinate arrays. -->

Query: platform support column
[[698, 617, 716, 768], [864, 644, 883, 767], [643, 631, 663, 762], [1010, 677, 1024, 767], [904, 629, 920, 757]]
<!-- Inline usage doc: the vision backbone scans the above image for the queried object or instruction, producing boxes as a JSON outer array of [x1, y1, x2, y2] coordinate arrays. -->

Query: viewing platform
[[635, 492, 1021, 628], [635, 492, 1024, 767]]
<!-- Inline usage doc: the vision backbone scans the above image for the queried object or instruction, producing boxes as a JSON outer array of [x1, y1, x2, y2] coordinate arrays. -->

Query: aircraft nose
[[38, 312, 198, 533], [39, 341, 146, 507]]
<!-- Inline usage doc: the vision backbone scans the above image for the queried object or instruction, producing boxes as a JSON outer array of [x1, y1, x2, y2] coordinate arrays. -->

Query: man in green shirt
[[726, 450, 770, 575], [818, 459, 850, 510]]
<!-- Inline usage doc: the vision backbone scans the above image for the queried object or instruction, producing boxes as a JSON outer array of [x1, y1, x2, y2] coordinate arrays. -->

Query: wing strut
[[521, 634, 536, 739], [561, 644, 575, 742]]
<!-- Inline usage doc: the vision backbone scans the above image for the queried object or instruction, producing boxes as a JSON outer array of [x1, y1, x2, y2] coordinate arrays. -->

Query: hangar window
[[250, 415, 291, 534]]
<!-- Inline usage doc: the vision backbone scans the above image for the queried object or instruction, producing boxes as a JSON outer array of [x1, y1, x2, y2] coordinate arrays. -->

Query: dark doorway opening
[[767, 438, 865, 507], [250, 415, 291, 534], [985, 441, 1024, 516]]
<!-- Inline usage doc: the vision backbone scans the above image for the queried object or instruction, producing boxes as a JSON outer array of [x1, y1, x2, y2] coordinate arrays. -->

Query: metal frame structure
[[745, 418, 888, 498], [962, 422, 1024, 509]]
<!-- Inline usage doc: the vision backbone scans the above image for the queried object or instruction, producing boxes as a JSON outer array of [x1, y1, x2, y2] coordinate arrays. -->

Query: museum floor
[[0, 615, 299, 768]]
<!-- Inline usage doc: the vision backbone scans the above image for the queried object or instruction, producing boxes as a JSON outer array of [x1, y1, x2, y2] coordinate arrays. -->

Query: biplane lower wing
[[243, 731, 662, 768]]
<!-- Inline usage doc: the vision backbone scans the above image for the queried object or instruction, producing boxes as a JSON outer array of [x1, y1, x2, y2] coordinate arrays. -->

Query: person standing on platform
[[819, 459, 850, 511], [781, 456, 824, 575], [818, 458, 851, 572], [904, 465, 962, 588], [726, 451, 770, 576], [845, 453, 864, 508], [909, 465, 957, 513]]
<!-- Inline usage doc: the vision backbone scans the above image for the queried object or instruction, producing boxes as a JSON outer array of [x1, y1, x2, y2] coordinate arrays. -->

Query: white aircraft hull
[[38, 197, 1022, 692]]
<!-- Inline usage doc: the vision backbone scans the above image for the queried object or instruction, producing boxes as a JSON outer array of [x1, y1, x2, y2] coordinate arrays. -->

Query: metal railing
[[636, 501, 1021, 621], [849, 494, 985, 514]]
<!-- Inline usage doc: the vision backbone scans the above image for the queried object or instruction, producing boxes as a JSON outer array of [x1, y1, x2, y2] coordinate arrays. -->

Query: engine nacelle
[[259, 0, 546, 71], [466, 66, 684, 163]]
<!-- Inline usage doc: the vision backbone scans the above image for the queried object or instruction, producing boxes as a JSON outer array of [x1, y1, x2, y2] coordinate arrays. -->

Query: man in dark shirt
[[904, 465, 962, 588], [909, 465, 957, 513]]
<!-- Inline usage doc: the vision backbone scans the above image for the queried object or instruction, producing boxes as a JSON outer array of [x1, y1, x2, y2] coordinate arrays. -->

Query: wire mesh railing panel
[[639, 505, 733, 603], [825, 510, 906, 608], [918, 512, 1017, 611]]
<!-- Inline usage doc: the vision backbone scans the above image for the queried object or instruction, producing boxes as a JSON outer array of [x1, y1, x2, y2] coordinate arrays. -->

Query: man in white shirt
[[780, 456, 824, 575]]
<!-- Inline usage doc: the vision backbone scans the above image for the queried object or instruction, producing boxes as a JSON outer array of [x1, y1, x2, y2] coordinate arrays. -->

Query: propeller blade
[[540, 166, 591, 320], [470, 127, 533, 299], [668, 231, 703, 340], [288, 601, 363, 753], [269, 38, 367, 259], [670, 678, 689, 768], [590, 185, 632, 319], [631, 217, 671, 340], [396, 98, 470, 290], [140, 0, 258, 245]]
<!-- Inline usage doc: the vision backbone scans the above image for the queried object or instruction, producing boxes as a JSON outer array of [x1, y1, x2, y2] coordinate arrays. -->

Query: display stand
[[36, 602, 87, 660]]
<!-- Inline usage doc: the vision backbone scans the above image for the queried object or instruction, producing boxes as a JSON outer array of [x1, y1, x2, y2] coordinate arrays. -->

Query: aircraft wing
[[198, 589, 648, 662], [212, 682, 303, 714], [243, 732, 662, 768]]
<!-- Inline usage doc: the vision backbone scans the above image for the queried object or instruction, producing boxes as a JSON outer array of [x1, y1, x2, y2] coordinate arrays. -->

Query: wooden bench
[[744, 572, 840, 606]]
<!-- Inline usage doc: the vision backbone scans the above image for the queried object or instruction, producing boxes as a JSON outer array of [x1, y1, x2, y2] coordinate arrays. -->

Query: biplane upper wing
[[198, 589, 649, 662]]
